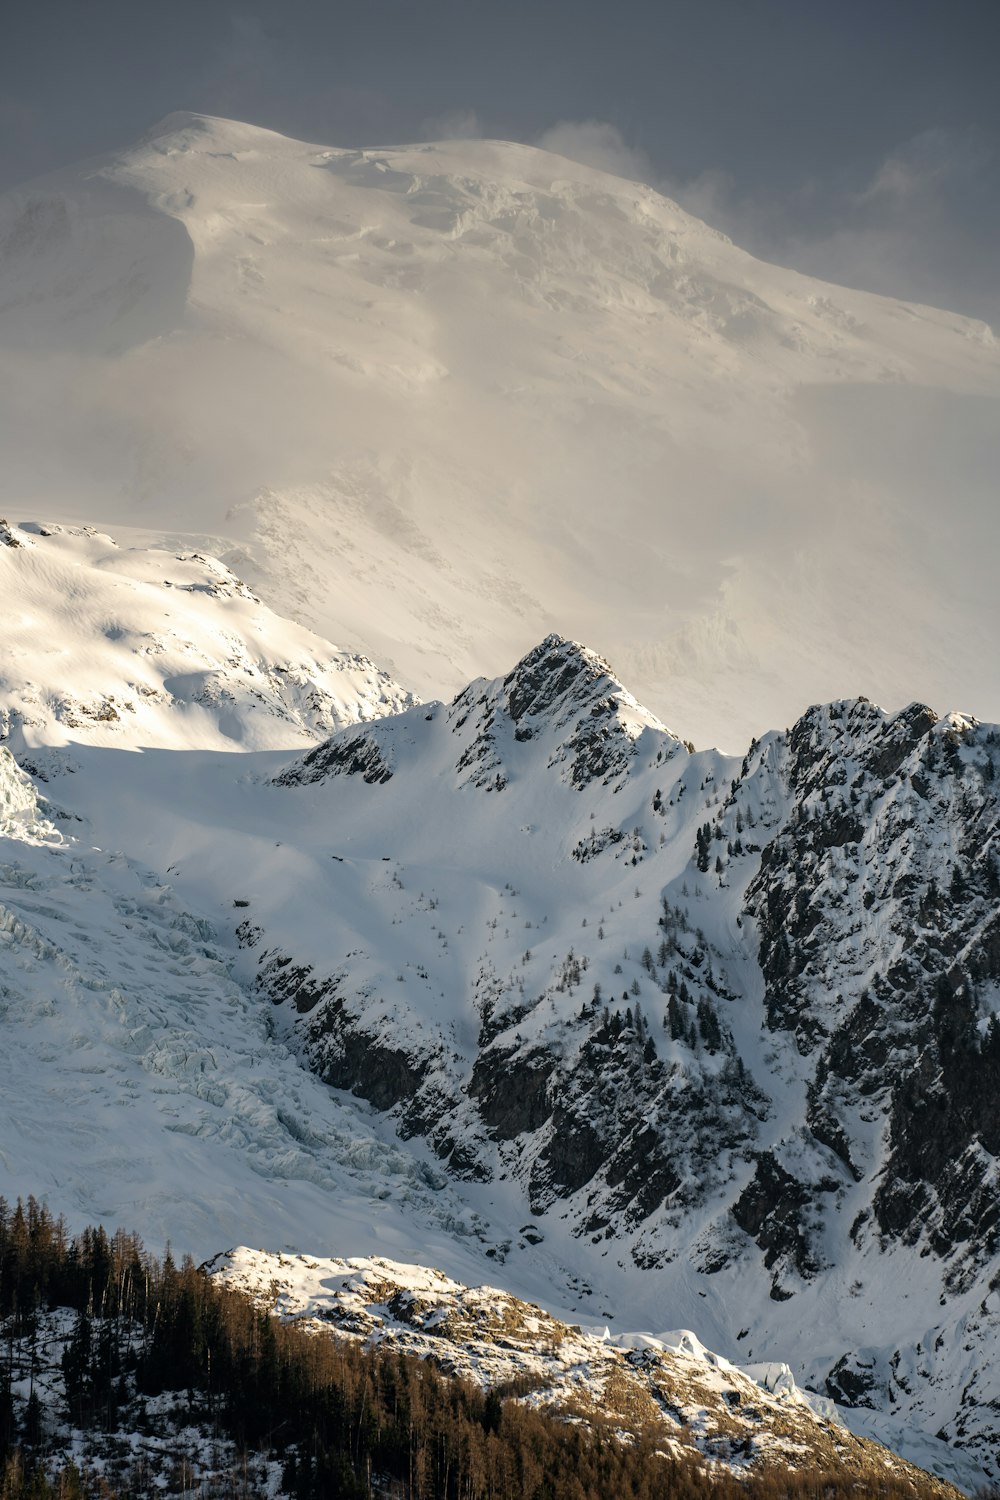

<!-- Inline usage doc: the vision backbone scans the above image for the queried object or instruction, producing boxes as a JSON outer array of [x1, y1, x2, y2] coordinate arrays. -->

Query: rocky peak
[[448, 634, 681, 792], [865, 701, 939, 779], [0, 518, 25, 549], [502, 634, 634, 727], [782, 697, 939, 797], [730, 698, 1000, 1321]]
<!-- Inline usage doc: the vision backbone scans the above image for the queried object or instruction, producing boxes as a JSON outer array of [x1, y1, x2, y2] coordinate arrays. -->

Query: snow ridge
[[0, 521, 415, 759]]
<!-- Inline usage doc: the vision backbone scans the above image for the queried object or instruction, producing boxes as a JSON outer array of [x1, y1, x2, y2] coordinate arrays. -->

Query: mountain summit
[[277, 632, 680, 797]]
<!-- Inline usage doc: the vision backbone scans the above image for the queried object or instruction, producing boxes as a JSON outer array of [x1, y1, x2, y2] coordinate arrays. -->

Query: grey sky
[[2, 0, 999, 323]]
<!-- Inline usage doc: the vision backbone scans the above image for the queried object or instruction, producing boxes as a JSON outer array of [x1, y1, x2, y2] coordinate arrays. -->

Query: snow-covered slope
[[0, 754, 499, 1280], [0, 518, 413, 759], [1, 113, 998, 745]]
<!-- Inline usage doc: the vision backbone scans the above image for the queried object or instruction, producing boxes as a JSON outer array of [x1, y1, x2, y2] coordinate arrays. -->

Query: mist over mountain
[[0, 112, 997, 748]]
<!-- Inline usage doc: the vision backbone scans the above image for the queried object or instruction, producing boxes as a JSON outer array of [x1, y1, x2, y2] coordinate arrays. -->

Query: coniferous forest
[[0, 1197, 974, 1500]]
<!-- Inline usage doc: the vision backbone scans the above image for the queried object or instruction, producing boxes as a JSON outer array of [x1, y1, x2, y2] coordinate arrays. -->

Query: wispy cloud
[[756, 128, 999, 326], [857, 127, 990, 206], [534, 120, 650, 183], [532, 118, 999, 328]]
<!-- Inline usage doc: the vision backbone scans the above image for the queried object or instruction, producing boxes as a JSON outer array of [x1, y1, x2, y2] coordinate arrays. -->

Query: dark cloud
[[696, 126, 1000, 327]]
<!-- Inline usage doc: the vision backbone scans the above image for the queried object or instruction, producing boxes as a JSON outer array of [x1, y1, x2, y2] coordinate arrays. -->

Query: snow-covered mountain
[[1, 559, 998, 1490], [0, 519, 413, 761], [225, 635, 1000, 1487], [1, 112, 998, 746]]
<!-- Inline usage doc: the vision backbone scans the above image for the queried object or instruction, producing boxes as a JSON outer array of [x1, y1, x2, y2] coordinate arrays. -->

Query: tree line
[[0, 1197, 964, 1499]]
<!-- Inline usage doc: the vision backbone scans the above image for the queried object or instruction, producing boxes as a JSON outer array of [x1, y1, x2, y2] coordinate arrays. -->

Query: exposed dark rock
[[469, 1046, 554, 1139], [825, 1353, 882, 1408], [534, 1102, 609, 1200], [275, 727, 393, 786], [309, 1010, 430, 1113], [866, 703, 939, 779], [732, 1152, 826, 1282]]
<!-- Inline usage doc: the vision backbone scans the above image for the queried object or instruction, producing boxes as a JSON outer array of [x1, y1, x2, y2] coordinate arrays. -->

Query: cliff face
[[739, 698, 1000, 1294]]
